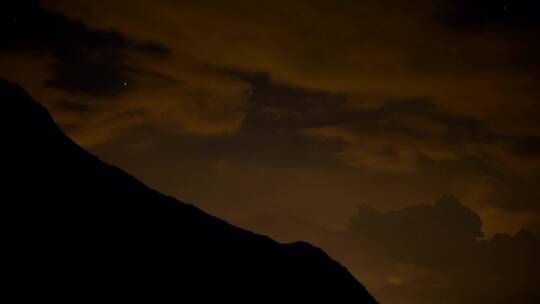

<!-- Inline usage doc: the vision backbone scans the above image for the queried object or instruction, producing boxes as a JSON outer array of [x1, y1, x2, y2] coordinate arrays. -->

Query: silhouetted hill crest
[[1, 79, 377, 303]]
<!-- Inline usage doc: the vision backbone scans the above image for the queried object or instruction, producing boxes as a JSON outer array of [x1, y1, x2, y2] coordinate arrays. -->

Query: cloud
[[4, 0, 539, 172], [343, 195, 540, 303], [300, 98, 502, 172], [346, 195, 484, 266], [1, 0, 167, 98], [43, 0, 540, 133], [478, 206, 540, 238], [0, 0, 250, 146], [449, 0, 540, 29], [240, 196, 540, 303], [487, 172, 540, 212]]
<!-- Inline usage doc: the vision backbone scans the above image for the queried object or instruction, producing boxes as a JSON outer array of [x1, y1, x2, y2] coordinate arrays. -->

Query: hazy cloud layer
[[38, 0, 540, 189]]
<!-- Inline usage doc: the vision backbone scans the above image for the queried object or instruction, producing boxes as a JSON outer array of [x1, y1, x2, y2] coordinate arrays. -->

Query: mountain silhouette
[[1, 79, 377, 303]]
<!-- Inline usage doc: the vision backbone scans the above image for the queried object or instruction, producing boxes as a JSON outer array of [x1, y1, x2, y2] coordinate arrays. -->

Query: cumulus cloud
[[240, 196, 540, 304], [343, 195, 540, 303]]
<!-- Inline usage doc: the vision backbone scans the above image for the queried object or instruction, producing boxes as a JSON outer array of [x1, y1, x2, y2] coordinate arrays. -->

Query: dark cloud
[[0, 1, 248, 146], [44, 50, 136, 98], [346, 195, 483, 267], [56, 99, 94, 113], [230, 69, 499, 147], [225, 70, 348, 132], [513, 136, 540, 158], [449, 0, 540, 29], [0, 0, 169, 98], [488, 172, 540, 212], [527, 218, 540, 236], [301, 99, 504, 172]]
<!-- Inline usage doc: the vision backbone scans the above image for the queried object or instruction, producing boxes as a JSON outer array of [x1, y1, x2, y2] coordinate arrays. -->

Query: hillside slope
[[1, 79, 377, 303]]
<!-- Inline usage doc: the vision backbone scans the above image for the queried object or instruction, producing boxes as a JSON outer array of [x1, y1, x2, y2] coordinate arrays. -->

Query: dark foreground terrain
[[2, 79, 377, 303]]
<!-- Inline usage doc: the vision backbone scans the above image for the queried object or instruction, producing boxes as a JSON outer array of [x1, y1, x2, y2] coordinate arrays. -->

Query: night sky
[[2, 1, 539, 302]]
